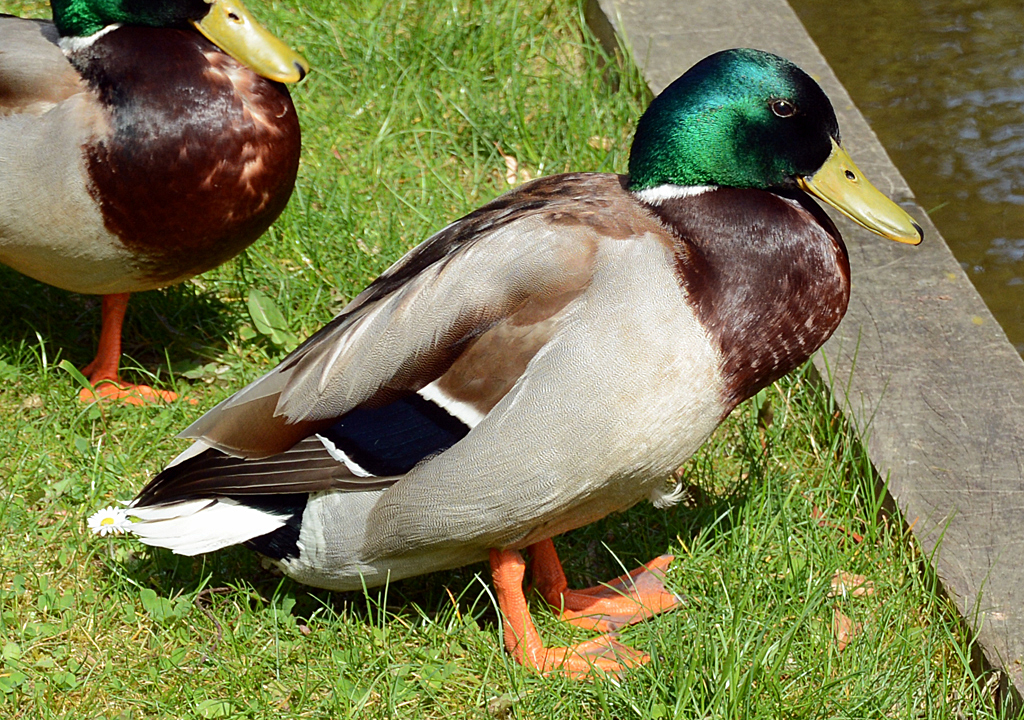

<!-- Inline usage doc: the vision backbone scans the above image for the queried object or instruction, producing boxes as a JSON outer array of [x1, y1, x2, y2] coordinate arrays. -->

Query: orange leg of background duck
[[79, 292, 179, 406]]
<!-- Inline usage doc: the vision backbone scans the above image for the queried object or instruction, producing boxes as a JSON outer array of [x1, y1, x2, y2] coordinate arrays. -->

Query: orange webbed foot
[[79, 379, 182, 406], [77, 293, 195, 406], [490, 547, 651, 678], [529, 538, 681, 632]]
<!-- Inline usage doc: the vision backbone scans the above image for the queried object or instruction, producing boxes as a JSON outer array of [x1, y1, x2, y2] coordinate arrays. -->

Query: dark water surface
[[790, 0, 1024, 352]]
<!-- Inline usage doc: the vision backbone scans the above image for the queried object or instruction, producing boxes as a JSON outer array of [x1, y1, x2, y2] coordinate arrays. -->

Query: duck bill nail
[[194, 0, 309, 83], [798, 140, 923, 246]]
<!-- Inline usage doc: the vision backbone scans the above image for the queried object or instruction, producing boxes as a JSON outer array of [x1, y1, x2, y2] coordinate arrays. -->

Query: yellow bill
[[798, 139, 923, 245], [194, 0, 309, 84]]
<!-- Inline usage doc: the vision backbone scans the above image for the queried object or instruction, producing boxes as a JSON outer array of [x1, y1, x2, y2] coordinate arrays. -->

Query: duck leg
[[79, 292, 178, 405], [528, 538, 680, 632], [489, 547, 647, 677]]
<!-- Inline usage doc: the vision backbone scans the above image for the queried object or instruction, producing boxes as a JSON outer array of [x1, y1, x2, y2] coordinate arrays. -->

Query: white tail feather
[[126, 498, 289, 556]]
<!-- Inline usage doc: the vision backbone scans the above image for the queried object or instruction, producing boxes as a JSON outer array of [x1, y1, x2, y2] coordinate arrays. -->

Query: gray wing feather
[[182, 211, 600, 452], [0, 17, 82, 116]]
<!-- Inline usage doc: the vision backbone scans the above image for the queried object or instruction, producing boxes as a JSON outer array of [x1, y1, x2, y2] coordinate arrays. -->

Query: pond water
[[790, 0, 1024, 352]]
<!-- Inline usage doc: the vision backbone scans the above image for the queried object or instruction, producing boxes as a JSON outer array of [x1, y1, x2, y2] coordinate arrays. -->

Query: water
[[790, 0, 1024, 352]]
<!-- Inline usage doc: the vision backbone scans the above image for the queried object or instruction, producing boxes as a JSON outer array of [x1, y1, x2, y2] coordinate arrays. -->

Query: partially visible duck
[[0, 0, 307, 404], [94, 49, 921, 675]]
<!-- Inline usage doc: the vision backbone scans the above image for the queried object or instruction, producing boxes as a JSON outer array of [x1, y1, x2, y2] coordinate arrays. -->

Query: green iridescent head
[[51, 0, 208, 37], [629, 48, 922, 244], [628, 48, 838, 191]]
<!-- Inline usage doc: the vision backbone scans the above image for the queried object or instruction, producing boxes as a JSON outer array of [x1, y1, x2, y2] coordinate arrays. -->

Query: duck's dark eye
[[770, 99, 797, 118]]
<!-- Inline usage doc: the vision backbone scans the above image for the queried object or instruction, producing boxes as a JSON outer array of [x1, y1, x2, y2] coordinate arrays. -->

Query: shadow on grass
[[115, 539, 498, 630], [0, 266, 240, 380]]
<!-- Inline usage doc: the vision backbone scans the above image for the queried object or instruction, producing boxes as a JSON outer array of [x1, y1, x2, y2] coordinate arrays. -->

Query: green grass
[[0, 0, 1012, 717]]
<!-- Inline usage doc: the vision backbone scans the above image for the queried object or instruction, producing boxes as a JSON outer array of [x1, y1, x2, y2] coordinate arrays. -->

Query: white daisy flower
[[87, 506, 132, 536]]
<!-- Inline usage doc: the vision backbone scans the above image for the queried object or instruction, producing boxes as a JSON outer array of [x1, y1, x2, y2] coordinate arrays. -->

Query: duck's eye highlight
[[770, 99, 797, 118]]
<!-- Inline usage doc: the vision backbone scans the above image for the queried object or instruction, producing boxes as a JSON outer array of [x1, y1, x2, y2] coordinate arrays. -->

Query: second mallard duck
[[0, 0, 307, 404], [97, 49, 921, 675]]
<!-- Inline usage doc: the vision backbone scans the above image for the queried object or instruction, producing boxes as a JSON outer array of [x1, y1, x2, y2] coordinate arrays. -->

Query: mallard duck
[[94, 49, 922, 675], [0, 0, 307, 404]]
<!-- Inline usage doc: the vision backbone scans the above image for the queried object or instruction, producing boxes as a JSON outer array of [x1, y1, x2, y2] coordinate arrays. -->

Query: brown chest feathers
[[648, 187, 850, 409], [75, 26, 301, 285]]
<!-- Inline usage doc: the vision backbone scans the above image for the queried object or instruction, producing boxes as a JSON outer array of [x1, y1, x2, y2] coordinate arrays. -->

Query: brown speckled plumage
[[646, 187, 849, 408], [77, 27, 300, 285]]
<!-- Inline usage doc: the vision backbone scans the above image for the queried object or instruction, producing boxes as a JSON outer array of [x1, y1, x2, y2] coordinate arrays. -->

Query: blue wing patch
[[317, 393, 471, 477]]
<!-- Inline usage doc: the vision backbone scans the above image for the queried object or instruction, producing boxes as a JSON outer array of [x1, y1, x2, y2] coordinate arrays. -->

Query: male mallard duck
[[94, 49, 921, 675], [0, 0, 307, 404]]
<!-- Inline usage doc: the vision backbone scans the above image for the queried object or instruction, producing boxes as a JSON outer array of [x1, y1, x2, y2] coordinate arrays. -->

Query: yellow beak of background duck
[[798, 139, 923, 245], [193, 0, 309, 83]]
